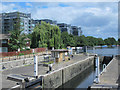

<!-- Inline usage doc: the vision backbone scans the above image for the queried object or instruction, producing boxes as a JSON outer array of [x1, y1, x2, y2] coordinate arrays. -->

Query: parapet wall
[[0, 56, 44, 70], [42, 56, 94, 89]]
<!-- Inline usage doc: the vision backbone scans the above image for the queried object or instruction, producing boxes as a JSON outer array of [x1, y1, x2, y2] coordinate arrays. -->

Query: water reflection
[[58, 66, 95, 89], [57, 47, 117, 89]]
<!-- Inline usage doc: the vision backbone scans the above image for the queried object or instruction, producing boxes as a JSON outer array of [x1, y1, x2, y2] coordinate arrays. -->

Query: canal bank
[[90, 56, 118, 89], [2, 54, 94, 89], [41, 55, 94, 89]]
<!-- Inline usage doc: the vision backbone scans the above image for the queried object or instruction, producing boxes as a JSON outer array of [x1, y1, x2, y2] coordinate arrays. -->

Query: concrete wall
[[42, 69, 63, 89], [0, 56, 44, 70], [42, 56, 94, 89]]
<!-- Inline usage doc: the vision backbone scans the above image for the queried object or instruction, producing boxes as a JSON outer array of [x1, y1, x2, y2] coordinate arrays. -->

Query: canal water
[[87, 46, 118, 56], [58, 47, 118, 89]]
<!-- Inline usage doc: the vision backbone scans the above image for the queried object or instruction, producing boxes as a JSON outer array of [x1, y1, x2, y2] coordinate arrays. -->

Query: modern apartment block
[[57, 23, 72, 34], [1, 12, 32, 34], [33, 19, 57, 25], [57, 23, 82, 36], [71, 26, 82, 36]]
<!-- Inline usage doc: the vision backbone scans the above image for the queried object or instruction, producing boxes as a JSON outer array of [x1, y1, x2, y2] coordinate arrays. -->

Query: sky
[[1, 2, 118, 40]]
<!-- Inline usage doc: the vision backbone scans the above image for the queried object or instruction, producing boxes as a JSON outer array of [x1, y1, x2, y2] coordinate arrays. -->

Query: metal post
[[83, 46, 87, 53], [93, 47, 95, 54], [95, 56, 100, 83], [34, 55, 38, 78]]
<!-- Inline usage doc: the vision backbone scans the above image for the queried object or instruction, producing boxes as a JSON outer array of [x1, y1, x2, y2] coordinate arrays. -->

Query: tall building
[[34, 19, 57, 25], [57, 23, 72, 34], [71, 26, 82, 36], [1, 12, 32, 34]]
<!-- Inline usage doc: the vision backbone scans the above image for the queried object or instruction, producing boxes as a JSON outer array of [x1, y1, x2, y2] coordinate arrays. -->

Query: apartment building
[[71, 26, 82, 36], [0, 12, 32, 52], [1, 12, 32, 34], [33, 19, 57, 25], [57, 23, 72, 34]]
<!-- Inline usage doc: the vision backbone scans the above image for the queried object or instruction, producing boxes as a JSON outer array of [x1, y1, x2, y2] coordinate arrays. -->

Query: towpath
[[2, 54, 90, 89], [91, 57, 118, 89]]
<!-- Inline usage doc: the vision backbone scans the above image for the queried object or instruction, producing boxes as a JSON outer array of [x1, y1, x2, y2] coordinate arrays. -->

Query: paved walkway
[[92, 57, 118, 89], [99, 58, 118, 85], [2, 54, 90, 89]]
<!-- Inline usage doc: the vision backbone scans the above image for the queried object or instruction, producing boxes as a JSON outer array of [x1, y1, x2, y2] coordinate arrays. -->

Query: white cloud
[[1, 3, 16, 13], [26, 3, 32, 7], [1, 2, 118, 39]]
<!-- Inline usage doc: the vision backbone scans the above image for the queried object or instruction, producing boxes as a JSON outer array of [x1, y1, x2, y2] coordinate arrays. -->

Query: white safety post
[[34, 55, 38, 78], [95, 56, 100, 83]]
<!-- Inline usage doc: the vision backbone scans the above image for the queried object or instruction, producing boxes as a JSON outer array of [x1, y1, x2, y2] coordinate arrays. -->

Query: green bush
[[20, 49, 26, 51], [19, 53, 24, 56]]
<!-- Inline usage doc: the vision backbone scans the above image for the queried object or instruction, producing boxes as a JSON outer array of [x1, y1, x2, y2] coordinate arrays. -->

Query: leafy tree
[[97, 38, 105, 46], [8, 15, 27, 51], [104, 37, 117, 46], [86, 36, 97, 46], [31, 21, 61, 49], [61, 32, 70, 47]]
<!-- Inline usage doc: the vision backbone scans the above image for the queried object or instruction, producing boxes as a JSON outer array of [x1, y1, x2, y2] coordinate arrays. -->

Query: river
[[58, 46, 119, 89]]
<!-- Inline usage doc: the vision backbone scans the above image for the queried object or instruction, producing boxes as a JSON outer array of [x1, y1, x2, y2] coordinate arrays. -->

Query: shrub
[[19, 53, 24, 56]]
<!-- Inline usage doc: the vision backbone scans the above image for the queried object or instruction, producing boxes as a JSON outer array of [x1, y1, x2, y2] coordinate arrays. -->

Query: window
[[55, 52, 59, 58], [2, 47, 8, 52], [2, 40, 7, 44]]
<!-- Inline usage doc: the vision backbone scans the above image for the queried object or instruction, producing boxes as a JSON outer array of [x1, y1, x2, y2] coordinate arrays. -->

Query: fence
[[0, 48, 46, 58]]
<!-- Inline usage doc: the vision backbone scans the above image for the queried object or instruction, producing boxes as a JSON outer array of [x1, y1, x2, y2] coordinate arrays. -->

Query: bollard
[[34, 55, 38, 78]]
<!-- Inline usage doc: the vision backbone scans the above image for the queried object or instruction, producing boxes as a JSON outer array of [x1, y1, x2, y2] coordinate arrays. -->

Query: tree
[[8, 16, 27, 51], [61, 32, 71, 47], [97, 38, 105, 46], [86, 36, 97, 46], [8, 24, 27, 51], [104, 37, 117, 46], [76, 35, 88, 46], [31, 21, 62, 49]]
